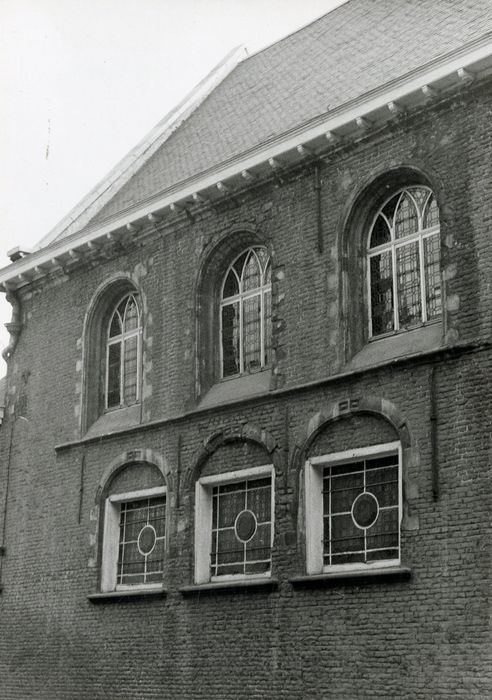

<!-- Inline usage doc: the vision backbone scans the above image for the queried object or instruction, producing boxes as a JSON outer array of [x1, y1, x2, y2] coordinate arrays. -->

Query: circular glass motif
[[234, 509, 257, 543], [137, 524, 157, 556], [351, 492, 379, 529]]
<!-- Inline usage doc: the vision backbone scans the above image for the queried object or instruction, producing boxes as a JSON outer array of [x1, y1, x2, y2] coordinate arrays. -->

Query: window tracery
[[368, 186, 441, 337], [105, 292, 141, 409], [220, 247, 271, 377]]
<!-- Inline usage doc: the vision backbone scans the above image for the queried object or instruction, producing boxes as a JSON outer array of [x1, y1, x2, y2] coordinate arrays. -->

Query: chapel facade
[[1, 2, 492, 698]]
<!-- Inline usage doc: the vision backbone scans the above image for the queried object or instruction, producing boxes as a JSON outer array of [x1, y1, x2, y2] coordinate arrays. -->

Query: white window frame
[[219, 247, 271, 379], [104, 292, 142, 411], [194, 464, 274, 584], [305, 442, 401, 575], [366, 186, 441, 339], [101, 485, 166, 592]]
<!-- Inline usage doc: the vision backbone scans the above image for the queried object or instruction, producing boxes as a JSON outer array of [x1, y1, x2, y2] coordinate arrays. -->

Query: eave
[[2, 32, 492, 292]]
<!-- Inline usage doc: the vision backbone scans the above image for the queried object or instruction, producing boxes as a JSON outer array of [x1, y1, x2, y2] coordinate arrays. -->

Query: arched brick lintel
[[95, 448, 172, 503], [291, 395, 411, 476], [185, 423, 281, 490]]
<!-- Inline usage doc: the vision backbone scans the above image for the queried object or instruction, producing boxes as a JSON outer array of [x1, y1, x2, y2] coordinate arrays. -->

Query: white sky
[[0, 0, 345, 376]]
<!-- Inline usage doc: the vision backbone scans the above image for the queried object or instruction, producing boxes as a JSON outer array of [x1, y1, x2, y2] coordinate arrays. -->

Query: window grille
[[368, 186, 441, 337], [194, 465, 274, 584], [304, 443, 401, 574], [116, 495, 166, 587], [220, 247, 271, 378], [106, 293, 141, 409], [323, 453, 399, 567], [211, 477, 272, 578]]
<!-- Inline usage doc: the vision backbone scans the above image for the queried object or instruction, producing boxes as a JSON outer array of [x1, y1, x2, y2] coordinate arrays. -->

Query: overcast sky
[[0, 0, 345, 375]]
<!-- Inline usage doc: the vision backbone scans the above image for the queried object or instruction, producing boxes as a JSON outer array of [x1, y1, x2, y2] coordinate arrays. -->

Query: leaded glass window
[[368, 186, 441, 337], [106, 293, 141, 409], [116, 495, 166, 587], [323, 453, 400, 567], [220, 247, 271, 377], [211, 476, 273, 578]]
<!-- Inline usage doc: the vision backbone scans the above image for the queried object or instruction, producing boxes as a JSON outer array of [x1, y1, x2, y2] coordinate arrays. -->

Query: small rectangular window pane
[[211, 477, 272, 578], [214, 488, 244, 528], [247, 482, 271, 523], [107, 342, 121, 407], [243, 294, 262, 372], [222, 302, 240, 377], [370, 252, 394, 335], [117, 495, 166, 586], [123, 335, 138, 404], [424, 233, 442, 320], [396, 241, 421, 328]]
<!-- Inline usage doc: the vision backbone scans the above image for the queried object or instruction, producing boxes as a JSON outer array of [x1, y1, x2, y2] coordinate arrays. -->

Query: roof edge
[[244, 0, 348, 61], [2, 32, 492, 289], [34, 44, 247, 251]]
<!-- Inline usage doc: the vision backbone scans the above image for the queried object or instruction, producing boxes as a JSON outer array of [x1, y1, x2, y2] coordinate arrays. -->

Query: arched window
[[105, 292, 141, 409], [220, 247, 271, 378], [368, 185, 441, 337]]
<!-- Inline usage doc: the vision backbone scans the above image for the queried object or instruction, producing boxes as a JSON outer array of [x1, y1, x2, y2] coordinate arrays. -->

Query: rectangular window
[[211, 477, 272, 578], [195, 465, 274, 584], [106, 342, 121, 407], [101, 486, 166, 592], [116, 496, 166, 587], [221, 302, 240, 376], [305, 443, 401, 575], [369, 251, 394, 335], [396, 241, 421, 328]]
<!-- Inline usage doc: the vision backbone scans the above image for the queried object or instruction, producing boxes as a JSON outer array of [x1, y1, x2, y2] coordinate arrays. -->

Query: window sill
[[198, 370, 271, 410], [180, 577, 278, 595], [85, 403, 141, 439], [347, 322, 442, 372], [87, 586, 166, 603], [289, 566, 411, 587]]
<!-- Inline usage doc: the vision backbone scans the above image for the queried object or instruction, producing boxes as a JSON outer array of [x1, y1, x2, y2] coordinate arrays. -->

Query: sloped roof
[[34, 46, 246, 251], [75, 0, 492, 230], [18, 0, 492, 251]]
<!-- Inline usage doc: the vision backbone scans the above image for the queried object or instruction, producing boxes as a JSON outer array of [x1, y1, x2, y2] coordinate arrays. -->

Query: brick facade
[[0, 74, 491, 699]]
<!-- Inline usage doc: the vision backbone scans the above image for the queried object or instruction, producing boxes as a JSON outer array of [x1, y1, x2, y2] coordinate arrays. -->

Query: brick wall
[[0, 80, 491, 698]]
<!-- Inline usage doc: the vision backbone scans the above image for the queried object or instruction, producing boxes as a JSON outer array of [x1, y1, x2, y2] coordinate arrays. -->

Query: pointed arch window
[[106, 293, 141, 409], [220, 247, 271, 378], [368, 186, 441, 338]]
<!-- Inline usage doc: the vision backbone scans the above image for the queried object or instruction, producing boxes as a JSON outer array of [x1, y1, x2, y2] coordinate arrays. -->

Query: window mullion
[[239, 294, 244, 374], [136, 328, 141, 402], [219, 301, 224, 378], [419, 235, 427, 323], [367, 256, 374, 338], [105, 342, 110, 410], [391, 242, 399, 331], [260, 290, 265, 367], [120, 337, 125, 407]]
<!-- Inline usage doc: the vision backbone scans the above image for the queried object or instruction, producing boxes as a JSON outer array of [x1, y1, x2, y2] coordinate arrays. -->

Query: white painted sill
[[180, 577, 279, 595], [87, 586, 166, 602], [289, 566, 411, 587]]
